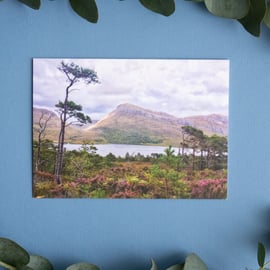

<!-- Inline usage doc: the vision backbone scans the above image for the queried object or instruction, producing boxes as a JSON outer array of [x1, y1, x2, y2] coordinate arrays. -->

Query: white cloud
[[33, 58, 229, 119]]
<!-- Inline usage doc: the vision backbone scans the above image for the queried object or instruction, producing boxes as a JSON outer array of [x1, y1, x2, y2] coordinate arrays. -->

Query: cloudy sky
[[33, 58, 229, 120]]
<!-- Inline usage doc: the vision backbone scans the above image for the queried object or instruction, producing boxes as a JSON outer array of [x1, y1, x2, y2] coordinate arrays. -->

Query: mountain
[[33, 104, 228, 146], [86, 103, 227, 145], [33, 107, 84, 142], [180, 114, 228, 136]]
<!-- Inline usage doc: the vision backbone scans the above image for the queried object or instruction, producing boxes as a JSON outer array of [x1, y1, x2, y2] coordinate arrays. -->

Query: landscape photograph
[[33, 58, 229, 199]]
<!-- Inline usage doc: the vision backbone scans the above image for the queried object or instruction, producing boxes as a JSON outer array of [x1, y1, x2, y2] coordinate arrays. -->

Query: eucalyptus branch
[[0, 237, 208, 270], [10, 0, 270, 38], [257, 242, 270, 270]]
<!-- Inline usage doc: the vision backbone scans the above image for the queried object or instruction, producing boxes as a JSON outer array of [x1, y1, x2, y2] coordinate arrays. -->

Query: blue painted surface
[[1, 1, 270, 270]]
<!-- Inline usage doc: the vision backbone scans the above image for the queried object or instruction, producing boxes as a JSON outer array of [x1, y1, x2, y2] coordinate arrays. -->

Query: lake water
[[64, 143, 187, 157]]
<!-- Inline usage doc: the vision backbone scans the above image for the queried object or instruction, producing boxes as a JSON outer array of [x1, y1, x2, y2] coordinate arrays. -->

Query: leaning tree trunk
[[54, 85, 70, 184], [54, 124, 65, 184], [53, 61, 98, 184], [54, 105, 68, 184]]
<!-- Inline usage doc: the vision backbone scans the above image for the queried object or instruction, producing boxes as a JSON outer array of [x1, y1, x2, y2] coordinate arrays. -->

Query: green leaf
[[238, 0, 267, 37], [27, 255, 53, 270], [66, 262, 100, 270], [139, 0, 175, 16], [18, 0, 41, 10], [69, 0, 98, 23], [17, 265, 34, 270], [166, 263, 184, 270], [150, 259, 158, 270], [204, 0, 250, 19], [183, 253, 208, 270], [257, 242, 266, 268], [0, 238, 30, 268], [263, 4, 270, 28]]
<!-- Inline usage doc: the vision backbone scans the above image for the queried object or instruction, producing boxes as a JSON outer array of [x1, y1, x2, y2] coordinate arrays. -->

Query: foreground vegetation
[[33, 141, 227, 199]]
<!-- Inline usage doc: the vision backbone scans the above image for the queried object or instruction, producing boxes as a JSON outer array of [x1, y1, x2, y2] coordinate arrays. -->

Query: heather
[[33, 142, 227, 199]]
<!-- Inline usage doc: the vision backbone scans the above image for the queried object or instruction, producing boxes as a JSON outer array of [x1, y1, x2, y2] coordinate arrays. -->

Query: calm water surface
[[64, 143, 185, 157]]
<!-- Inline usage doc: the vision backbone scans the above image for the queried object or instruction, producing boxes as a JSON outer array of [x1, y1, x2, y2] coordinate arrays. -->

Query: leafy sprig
[[9, 0, 270, 38], [142, 0, 270, 37], [257, 242, 270, 270], [0, 237, 208, 270]]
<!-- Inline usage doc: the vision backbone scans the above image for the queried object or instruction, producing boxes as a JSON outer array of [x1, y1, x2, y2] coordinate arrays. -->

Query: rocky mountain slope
[[33, 103, 228, 146]]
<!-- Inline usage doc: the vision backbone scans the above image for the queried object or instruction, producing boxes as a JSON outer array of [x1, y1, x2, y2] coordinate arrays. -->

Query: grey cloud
[[33, 58, 229, 119]]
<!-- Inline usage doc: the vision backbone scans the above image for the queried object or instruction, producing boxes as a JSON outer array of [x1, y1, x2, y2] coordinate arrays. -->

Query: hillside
[[33, 107, 84, 143], [33, 104, 228, 146]]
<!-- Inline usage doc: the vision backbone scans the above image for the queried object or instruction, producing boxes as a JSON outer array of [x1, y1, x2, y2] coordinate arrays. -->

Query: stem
[[0, 261, 16, 270], [262, 260, 270, 269]]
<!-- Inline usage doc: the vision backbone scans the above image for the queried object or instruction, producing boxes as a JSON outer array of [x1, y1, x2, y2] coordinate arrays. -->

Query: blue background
[[1, 1, 270, 270]]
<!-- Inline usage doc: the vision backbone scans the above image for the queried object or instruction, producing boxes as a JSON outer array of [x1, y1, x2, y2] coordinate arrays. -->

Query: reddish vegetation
[[34, 162, 227, 199]]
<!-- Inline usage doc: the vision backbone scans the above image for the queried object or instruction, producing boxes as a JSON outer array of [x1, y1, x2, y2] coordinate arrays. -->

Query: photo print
[[33, 58, 229, 199]]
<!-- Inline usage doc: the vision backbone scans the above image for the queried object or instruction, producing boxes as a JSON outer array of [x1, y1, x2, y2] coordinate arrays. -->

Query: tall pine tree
[[54, 61, 99, 184]]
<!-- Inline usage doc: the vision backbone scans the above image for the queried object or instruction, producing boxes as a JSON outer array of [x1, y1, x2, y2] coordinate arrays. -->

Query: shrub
[[190, 178, 227, 199]]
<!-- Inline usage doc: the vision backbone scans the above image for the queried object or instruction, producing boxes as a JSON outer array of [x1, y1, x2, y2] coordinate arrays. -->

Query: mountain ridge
[[33, 103, 228, 146]]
